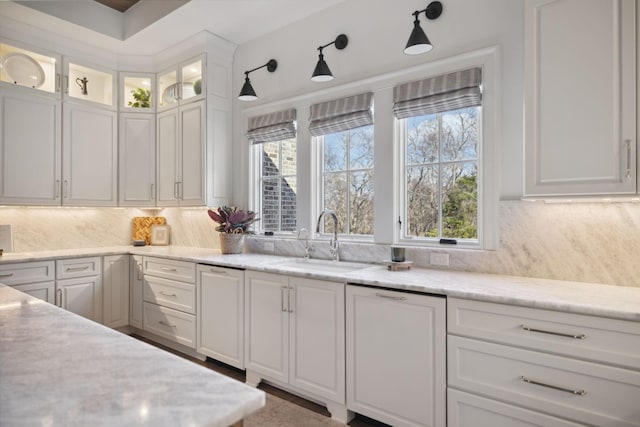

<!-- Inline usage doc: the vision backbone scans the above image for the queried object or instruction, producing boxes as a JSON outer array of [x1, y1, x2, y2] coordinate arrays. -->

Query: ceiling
[[94, 0, 141, 13], [0, 0, 349, 55]]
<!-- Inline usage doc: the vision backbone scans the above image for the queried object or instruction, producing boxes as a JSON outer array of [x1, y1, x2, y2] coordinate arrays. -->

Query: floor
[[132, 335, 389, 427]]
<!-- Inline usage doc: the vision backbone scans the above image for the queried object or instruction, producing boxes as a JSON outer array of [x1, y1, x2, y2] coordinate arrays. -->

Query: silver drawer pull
[[158, 320, 177, 328], [209, 268, 227, 274], [521, 325, 585, 339], [521, 376, 586, 396], [375, 292, 407, 301], [66, 266, 90, 272], [0, 273, 14, 278], [159, 267, 178, 272], [158, 291, 177, 297]]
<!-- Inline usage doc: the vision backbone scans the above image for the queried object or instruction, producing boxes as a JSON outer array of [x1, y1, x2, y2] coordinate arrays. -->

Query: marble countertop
[[1, 245, 639, 321], [0, 285, 265, 427]]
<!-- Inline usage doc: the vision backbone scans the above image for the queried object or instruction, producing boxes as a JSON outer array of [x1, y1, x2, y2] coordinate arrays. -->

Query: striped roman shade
[[393, 67, 482, 119], [246, 108, 296, 144], [309, 92, 373, 137]]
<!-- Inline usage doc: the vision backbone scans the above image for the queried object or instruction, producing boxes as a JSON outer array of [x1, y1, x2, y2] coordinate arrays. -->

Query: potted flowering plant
[[207, 206, 259, 253]]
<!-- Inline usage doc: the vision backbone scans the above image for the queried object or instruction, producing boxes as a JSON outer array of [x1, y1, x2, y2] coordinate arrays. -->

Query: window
[[320, 125, 374, 235], [402, 107, 479, 241], [395, 67, 483, 245], [247, 109, 297, 234], [255, 139, 297, 233], [310, 93, 374, 237]]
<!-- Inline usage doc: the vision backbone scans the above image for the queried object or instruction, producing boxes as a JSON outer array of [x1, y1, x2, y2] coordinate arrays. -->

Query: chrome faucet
[[316, 209, 339, 261], [297, 228, 313, 259]]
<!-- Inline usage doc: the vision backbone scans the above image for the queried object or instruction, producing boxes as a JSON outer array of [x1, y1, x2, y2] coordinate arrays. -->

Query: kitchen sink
[[274, 258, 370, 274]]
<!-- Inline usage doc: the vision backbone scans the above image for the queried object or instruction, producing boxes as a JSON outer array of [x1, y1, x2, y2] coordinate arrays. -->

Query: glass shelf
[[123, 75, 153, 110], [68, 62, 114, 106], [0, 42, 58, 94]]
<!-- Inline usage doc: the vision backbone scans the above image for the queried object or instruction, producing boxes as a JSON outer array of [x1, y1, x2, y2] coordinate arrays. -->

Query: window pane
[[350, 171, 374, 235], [406, 165, 438, 237], [441, 107, 478, 162], [350, 126, 374, 169], [261, 177, 280, 232], [281, 140, 297, 176], [406, 115, 438, 165], [262, 142, 280, 177], [441, 162, 478, 239], [281, 176, 297, 232], [324, 133, 347, 172], [323, 172, 347, 234]]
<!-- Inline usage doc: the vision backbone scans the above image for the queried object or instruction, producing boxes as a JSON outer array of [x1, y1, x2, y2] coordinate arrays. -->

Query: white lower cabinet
[[142, 256, 196, 349], [244, 271, 347, 422], [0, 261, 56, 303], [447, 298, 640, 427], [129, 255, 144, 329], [102, 254, 129, 328], [55, 257, 102, 322], [346, 285, 446, 427], [197, 265, 244, 369]]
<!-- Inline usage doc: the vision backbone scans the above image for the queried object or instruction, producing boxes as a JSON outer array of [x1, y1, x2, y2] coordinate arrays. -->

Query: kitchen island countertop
[[0, 285, 265, 427]]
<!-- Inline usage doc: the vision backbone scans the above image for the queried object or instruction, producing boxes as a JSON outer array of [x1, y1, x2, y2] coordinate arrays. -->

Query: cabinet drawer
[[143, 257, 195, 283], [0, 261, 55, 285], [56, 257, 101, 280], [449, 336, 640, 427], [448, 298, 640, 370], [143, 275, 195, 314], [143, 302, 195, 349], [448, 389, 585, 427]]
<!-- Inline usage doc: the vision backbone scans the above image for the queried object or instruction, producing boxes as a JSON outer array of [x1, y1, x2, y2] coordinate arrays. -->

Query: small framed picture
[[150, 224, 170, 246]]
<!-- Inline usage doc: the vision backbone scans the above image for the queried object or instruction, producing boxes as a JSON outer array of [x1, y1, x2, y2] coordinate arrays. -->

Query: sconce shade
[[404, 20, 433, 55], [238, 76, 258, 101], [404, 1, 442, 55], [311, 54, 334, 82]]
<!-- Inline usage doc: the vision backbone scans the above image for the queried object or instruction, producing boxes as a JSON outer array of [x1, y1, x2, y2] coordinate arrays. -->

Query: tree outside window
[[320, 125, 374, 236], [403, 107, 479, 241], [256, 139, 297, 233]]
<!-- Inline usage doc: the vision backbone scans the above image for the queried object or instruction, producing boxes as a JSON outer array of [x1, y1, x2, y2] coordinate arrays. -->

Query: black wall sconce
[[238, 59, 278, 101], [404, 1, 443, 55], [311, 34, 348, 82]]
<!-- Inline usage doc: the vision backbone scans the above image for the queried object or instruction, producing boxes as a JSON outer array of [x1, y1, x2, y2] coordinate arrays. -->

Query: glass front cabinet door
[[157, 54, 204, 110], [0, 40, 60, 95], [64, 59, 116, 109], [120, 72, 154, 111]]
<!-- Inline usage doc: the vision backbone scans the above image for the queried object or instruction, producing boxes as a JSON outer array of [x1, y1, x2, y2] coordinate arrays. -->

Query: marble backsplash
[[1, 201, 639, 287]]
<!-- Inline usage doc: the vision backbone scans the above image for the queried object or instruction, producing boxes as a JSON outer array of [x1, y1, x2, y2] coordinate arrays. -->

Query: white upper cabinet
[[157, 55, 205, 111], [0, 91, 62, 205], [524, 0, 637, 196], [63, 58, 116, 109], [0, 40, 60, 96], [119, 113, 156, 206]]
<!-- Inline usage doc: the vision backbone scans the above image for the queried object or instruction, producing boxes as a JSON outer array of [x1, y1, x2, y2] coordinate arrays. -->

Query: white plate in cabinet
[[448, 336, 640, 427], [142, 257, 195, 283], [448, 298, 640, 370], [143, 275, 195, 314], [143, 302, 195, 349], [0, 261, 55, 285], [56, 257, 101, 280], [448, 389, 586, 427]]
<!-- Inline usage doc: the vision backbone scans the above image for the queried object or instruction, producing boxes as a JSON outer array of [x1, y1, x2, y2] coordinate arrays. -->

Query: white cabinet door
[[102, 255, 129, 328], [289, 276, 345, 404], [197, 265, 244, 369], [524, 0, 636, 196], [0, 91, 61, 205], [13, 282, 55, 304], [156, 101, 205, 206], [156, 108, 179, 205], [244, 271, 289, 383], [179, 101, 205, 205], [346, 285, 446, 427], [62, 104, 117, 205], [57, 275, 102, 323], [119, 113, 156, 206], [129, 255, 144, 329]]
